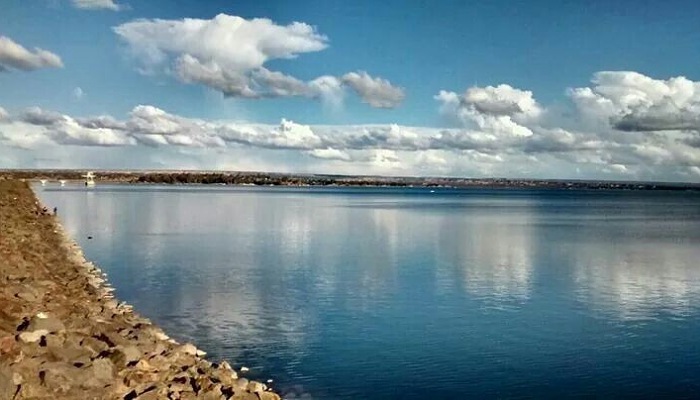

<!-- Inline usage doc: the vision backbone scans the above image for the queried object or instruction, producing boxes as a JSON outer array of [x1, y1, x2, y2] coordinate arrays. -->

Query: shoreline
[[4, 169, 700, 191], [0, 180, 281, 399]]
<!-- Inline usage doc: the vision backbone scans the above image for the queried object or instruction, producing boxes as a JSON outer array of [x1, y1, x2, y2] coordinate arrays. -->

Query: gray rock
[[0, 335, 17, 354], [247, 381, 267, 395], [41, 362, 80, 393], [47, 336, 92, 364], [211, 366, 237, 386], [79, 335, 109, 356], [81, 358, 115, 389], [259, 392, 282, 400], [180, 343, 199, 356], [234, 377, 249, 390], [28, 314, 65, 333], [18, 329, 49, 343], [0, 364, 17, 400], [109, 345, 141, 367]]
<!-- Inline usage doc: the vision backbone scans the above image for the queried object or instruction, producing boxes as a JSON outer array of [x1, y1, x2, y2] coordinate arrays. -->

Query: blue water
[[37, 184, 700, 399]]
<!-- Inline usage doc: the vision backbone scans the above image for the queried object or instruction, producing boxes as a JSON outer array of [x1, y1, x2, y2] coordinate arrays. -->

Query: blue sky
[[1, 0, 700, 181]]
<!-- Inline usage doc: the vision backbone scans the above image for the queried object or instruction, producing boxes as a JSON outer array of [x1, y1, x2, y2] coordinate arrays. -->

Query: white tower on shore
[[83, 171, 96, 187]]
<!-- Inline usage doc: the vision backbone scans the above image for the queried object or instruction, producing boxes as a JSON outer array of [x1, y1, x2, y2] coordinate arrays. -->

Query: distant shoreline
[[3, 169, 700, 192]]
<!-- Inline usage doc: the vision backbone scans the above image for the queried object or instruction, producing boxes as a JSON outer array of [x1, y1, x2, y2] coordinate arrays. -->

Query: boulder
[[110, 345, 142, 368], [79, 335, 110, 356], [47, 336, 92, 365], [180, 343, 199, 356], [247, 381, 267, 395], [42, 362, 78, 394], [0, 335, 17, 354], [134, 359, 154, 371], [0, 364, 17, 400], [27, 313, 66, 333], [81, 358, 115, 389], [234, 377, 249, 390], [211, 366, 237, 386], [200, 386, 226, 400], [18, 329, 48, 343], [27, 314, 65, 333], [259, 392, 282, 400]]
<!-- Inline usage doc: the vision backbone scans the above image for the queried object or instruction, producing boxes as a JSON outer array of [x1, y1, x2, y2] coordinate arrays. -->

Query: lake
[[36, 184, 700, 399]]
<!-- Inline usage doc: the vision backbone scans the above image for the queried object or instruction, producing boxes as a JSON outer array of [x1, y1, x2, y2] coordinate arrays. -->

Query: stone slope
[[0, 180, 281, 400]]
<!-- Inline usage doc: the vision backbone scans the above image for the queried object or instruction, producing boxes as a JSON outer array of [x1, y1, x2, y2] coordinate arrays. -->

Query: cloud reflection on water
[[35, 185, 700, 398], [573, 241, 700, 321]]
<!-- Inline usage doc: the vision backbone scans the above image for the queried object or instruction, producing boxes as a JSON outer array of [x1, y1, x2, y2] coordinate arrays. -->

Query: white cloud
[[463, 84, 541, 118], [0, 106, 7, 120], [307, 148, 351, 161], [113, 14, 404, 108], [52, 118, 136, 146], [363, 149, 403, 169], [570, 71, 700, 132], [114, 14, 327, 90], [435, 84, 541, 138], [0, 121, 53, 149], [11, 107, 134, 147], [341, 71, 405, 108], [435, 73, 700, 180], [308, 76, 345, 109], [416, 151, 448, 171], [0, 36, 63, 72], [127, 105, 225, 147], [72, 0, 122, 11], [3, 71, 700, 182], [604, 164, 630, 174], [253, 68, 313, 98]]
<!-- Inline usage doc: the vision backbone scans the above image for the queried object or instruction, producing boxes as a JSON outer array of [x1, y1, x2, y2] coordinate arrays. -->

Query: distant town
[[2, 169, 700, 191]]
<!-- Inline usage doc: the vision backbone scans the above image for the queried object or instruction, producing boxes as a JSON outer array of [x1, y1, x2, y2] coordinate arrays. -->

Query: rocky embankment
[[0, 180, 281, 399]]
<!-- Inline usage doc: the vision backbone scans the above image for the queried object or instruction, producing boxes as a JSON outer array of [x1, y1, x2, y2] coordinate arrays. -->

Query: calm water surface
[[37, 184, 700, 399]]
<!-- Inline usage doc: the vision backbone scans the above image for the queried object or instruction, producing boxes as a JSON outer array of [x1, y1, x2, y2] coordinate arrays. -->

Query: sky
[[1, 0, 700, 181]]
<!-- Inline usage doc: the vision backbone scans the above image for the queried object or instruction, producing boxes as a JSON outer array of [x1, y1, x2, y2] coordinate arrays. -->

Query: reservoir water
[[37, 185, 700, 399]]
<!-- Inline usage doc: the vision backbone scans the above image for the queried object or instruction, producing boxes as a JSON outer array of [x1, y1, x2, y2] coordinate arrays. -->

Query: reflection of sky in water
[[572, 229, 700, 320], [37, 185, 700, 399]]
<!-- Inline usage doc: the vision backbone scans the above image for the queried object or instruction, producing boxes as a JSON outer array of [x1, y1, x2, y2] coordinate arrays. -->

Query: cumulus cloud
[[435, 84, 541, 138], [174, 55, 257, 98], [308, 76, 345, 108], [19, 107, 65, 126], [114, 14, 326, 90], [341, 71, 405, 108], [113, 14, 403, 108], [252, 68, 313, 98], [463, 84, 541, 117], [435, 73, 700, 180], [3, 70, 700, 181], [12, 107, 134, 146], [72, 0, 123, 11], [570, 71, 700, 133], [75, 115, 127, 130], [0, 36, 63, 72], [127, 105, 225, 147], [307, 148, 351, 161]]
